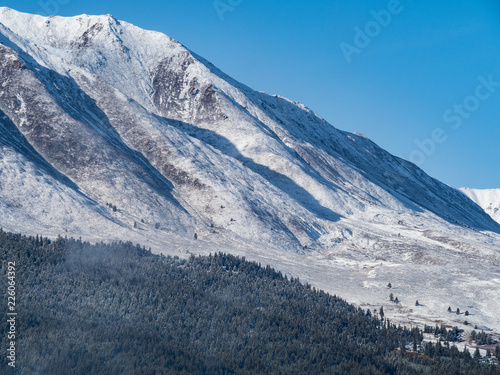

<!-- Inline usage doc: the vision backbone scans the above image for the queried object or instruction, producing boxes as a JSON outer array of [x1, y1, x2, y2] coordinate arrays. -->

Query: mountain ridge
[[1, 7, 499, 333]]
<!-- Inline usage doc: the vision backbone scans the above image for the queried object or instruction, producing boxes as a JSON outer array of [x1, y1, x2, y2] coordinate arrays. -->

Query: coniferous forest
[[0, 229, 499, 374]]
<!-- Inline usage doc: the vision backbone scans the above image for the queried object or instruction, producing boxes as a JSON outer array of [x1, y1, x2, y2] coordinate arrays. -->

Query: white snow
[[460, 187, 500, 224], [0, 7, 499, 338]]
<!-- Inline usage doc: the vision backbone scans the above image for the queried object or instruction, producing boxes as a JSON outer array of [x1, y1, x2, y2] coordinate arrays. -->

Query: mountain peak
[[1, 7, 500, 334], [1, 8, 499, 234]]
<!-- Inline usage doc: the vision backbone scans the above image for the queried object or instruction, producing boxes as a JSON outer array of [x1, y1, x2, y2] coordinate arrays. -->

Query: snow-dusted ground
[[460, 188, 500, 225], [0, 7, 499, 336]]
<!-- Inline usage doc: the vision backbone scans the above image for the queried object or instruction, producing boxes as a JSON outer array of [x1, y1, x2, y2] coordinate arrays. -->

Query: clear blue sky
[[4, 0, 500, 188]]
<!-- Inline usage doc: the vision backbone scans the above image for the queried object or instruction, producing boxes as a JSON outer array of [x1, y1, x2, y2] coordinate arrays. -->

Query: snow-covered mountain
[[1, 8, 499, 333], [460, 188, 500, 224]]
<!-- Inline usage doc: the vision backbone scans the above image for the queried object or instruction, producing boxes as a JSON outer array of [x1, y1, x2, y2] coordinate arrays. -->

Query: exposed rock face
[[1, 7, 500, 334], [152, 53, 225, 123], [1, 7, 499, 246]]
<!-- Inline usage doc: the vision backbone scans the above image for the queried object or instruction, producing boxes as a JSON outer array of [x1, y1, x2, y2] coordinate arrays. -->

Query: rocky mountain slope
[[0, 7, 499, 333]]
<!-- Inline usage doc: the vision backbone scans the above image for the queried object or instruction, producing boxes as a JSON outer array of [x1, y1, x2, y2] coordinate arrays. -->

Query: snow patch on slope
[[0, 7, 500, 335], [460, 188, 500, 224]]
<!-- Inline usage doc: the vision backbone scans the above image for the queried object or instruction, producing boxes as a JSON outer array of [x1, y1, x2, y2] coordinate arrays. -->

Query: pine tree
[[415, 300, 419, 306], [474, 347, 481, 359], [463, 346, 471, 359], [448, 306, 452, 312], [471, 330, 477, 341], [389, 293, 394, 302]]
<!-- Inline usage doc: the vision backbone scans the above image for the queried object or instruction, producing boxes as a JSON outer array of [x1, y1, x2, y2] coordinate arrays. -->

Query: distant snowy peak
[[460, 188, 500, 224]]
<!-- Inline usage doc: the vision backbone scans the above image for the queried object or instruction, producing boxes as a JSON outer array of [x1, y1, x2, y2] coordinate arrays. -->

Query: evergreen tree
[[0, 229, 496, 375], [471, 330, 477, 341], [474, 347, 481, 359]]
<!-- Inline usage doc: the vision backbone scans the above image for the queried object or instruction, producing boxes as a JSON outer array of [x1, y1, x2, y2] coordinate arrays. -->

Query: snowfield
[[0, 7, 499, 335], [460, 187, 500, 225]]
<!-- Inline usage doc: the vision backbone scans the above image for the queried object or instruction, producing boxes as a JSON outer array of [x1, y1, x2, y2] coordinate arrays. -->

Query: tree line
[[0, 229, 498, 374]]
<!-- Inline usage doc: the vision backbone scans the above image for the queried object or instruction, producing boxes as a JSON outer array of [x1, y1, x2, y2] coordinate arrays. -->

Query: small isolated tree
[[465, 310, 469, 316], [448, 306, 452, 312], [456, 308, 460, 315], [394, 297, 399, 304], [194, 233, 198, 240], [415, 300, 419, 306], [387, 283, 392, 288], [389, 293, 394, 302]]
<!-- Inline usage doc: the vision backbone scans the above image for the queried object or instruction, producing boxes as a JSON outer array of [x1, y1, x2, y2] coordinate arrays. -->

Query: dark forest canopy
[[0, 229, 498, 374]]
